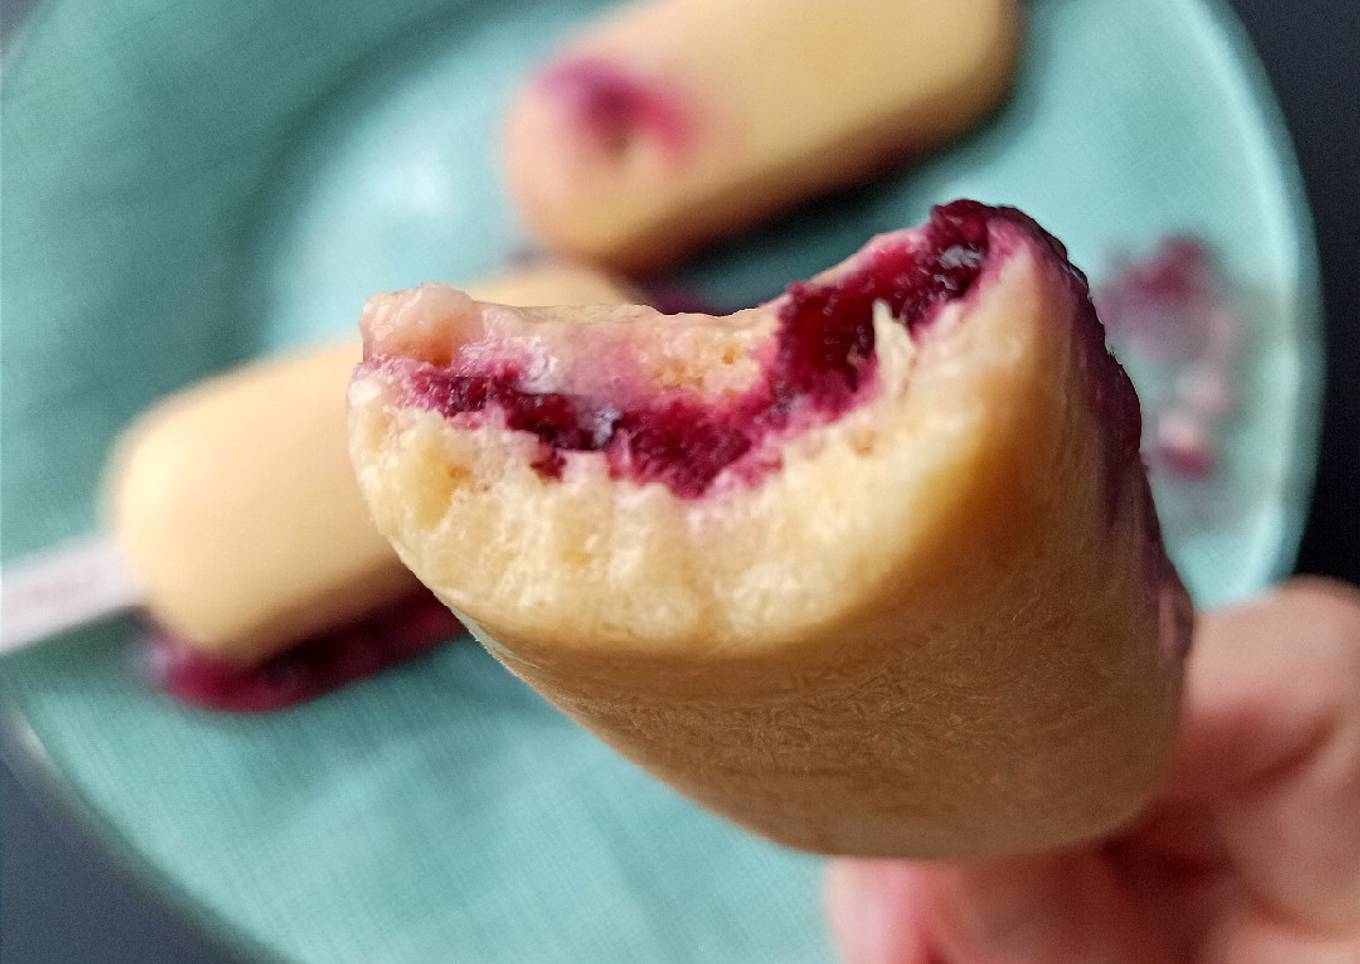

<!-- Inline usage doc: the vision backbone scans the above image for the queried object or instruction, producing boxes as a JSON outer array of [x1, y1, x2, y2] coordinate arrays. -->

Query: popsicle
[[107, 262, 635, 678], [504, 0, 1021, 271], [348, 202, 1191, 857], [98, 260, 637, 696]]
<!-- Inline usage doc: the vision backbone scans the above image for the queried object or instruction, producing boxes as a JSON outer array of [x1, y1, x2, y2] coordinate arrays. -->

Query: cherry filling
[[153, 591, 463, 713], [541, 58, 693, 158], [769, 200, 990, 415], [397, 201, 999, 498]]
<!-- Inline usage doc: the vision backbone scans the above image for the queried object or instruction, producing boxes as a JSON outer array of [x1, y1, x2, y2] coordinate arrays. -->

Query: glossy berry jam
[[396, 201, 1001, 497], [769, 200, 991, 416]]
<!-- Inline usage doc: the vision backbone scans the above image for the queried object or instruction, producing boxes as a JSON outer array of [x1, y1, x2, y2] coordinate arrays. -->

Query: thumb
[[1159, 577, 1360, 932], [825, 853, 1171, 964]]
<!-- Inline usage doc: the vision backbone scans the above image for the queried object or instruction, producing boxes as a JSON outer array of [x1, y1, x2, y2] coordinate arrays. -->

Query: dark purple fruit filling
[[153, 591, 464, 713], [393, 202, 1012, 497], [542, 58, 692, 157], [768, 200, 990, 416]]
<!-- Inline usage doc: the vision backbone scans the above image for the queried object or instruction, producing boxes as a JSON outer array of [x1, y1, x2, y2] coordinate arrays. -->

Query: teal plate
[[0, 0, 1323, 961]]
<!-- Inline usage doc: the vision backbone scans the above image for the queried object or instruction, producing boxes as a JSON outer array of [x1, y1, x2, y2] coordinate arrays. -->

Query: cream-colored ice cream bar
[[505, 0, 1021, 271], [108, 263, 635, 666], [349, 203, 1190, 857]]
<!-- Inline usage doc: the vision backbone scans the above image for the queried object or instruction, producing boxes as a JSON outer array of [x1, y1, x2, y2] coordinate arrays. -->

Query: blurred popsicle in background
[[505, 0, 1021, 270], [1, 262, 637, 708]]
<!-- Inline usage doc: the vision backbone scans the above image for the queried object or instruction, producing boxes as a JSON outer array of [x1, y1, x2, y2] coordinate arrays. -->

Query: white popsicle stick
[[0, 536, 142, 654]]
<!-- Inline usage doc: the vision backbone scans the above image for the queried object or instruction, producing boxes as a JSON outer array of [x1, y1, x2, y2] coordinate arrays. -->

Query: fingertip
[[1273, 576, 1360, 614], [1273, 578, 1360, 661], [920, 854, 1170, 964], [823, 860, 936, 964], [1161, 575, 1360, 803]]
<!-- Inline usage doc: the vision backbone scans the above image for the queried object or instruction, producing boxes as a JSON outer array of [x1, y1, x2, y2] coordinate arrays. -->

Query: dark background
[[2, 1, 1356, 961]]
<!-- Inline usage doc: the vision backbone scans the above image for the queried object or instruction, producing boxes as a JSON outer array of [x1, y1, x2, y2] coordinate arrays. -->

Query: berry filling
[[389, 201, 1001, 497], [541, 57, 693, 158], [152, 591, 463, 712], [394, 202, 997, 494]]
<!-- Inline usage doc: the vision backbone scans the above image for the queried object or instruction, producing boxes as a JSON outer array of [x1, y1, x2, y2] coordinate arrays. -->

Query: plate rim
[[1187, 0, 1325, 591]]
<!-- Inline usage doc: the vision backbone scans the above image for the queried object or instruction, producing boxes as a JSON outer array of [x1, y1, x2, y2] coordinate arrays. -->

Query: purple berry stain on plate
[[1097, 236, 1245, 531]]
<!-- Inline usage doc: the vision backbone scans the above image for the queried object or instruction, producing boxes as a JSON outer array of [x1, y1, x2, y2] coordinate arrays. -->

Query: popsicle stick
[[0, 536, 141, 654]]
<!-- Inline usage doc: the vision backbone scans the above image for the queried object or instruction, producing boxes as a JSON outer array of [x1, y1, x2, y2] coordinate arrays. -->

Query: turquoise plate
[[0, 0, 1323, 961]]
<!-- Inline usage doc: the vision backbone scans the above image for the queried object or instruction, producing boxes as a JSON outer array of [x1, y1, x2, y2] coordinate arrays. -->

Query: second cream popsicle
[[505, 0, 1021, 270], [108, 263, 636, 680]]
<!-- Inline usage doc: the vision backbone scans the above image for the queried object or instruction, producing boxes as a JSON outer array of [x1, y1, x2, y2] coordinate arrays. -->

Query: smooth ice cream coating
[[389, 201, 1001, 497]]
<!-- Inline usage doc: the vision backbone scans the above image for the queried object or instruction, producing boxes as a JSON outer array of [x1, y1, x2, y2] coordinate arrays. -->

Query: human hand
[[824, 578, 1360, 963]]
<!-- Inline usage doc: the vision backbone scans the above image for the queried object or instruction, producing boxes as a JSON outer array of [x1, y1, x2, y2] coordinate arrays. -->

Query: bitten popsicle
[[349, 202, 1191, 857]]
